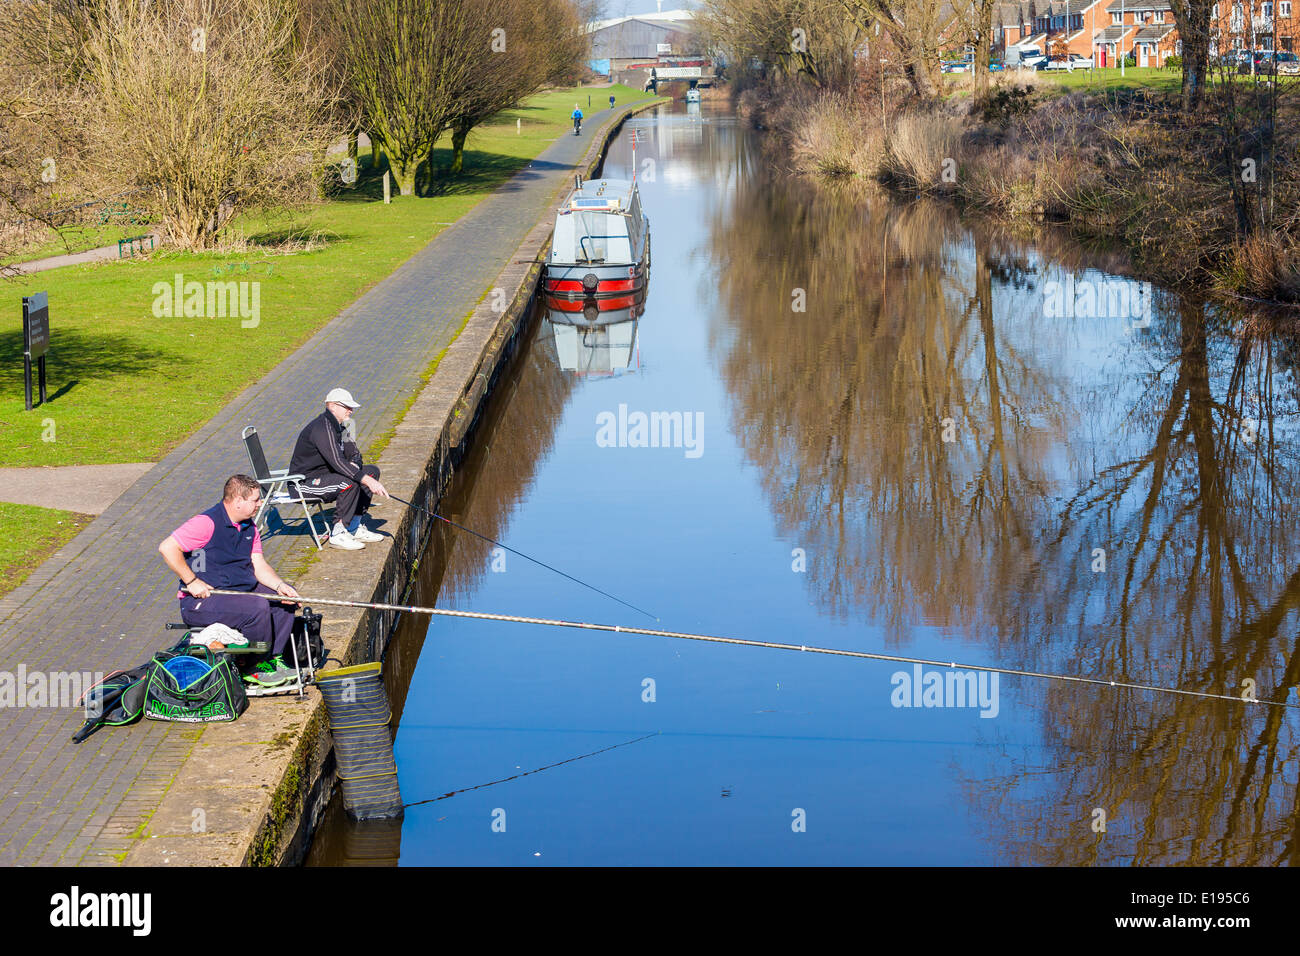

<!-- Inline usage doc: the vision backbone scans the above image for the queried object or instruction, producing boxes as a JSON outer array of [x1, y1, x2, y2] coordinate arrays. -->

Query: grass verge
[[0, 502, 92, 599]]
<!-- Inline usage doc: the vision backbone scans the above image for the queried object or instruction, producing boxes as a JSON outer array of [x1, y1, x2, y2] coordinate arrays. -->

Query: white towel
[[190, 623, 249, 648]]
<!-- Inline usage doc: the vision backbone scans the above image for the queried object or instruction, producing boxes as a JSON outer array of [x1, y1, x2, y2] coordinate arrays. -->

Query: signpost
[[23, 292, 49, 411]]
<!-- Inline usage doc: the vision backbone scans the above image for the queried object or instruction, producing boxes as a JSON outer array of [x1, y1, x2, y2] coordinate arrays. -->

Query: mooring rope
[[208, 589, 1298, 710]]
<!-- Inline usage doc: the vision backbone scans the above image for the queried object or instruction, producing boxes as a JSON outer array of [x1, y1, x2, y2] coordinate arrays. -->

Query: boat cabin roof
[[564, 178, 638, 214]]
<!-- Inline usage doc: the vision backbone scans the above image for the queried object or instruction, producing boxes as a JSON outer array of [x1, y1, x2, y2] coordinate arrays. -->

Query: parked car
[[941, 60, 972, 73], [1221, 49, 1258, 70], [1017, 52, 1048, 69], [1042, 54, 1094, 70], [989, 60, 1005, 71], [1238, 50, 1300, 74]]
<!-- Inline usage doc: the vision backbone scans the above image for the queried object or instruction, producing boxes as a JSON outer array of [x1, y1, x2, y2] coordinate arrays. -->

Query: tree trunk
[[389, 153, 420, 196], [896, 33, 938, 98], [1181, 33, 1209, 111], [974, 0, 994, 108], [1169, 0, 1211, 111], [449, 120, 471, 174], [907, 59, 939, 98]]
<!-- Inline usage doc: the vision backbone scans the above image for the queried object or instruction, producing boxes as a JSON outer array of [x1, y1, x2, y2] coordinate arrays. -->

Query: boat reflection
[[542, 288, 645, 376]]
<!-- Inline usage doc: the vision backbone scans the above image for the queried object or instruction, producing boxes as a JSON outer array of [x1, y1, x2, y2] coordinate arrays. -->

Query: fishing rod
[[209, 589, 1299, 710], [384, 493, 658, 622]]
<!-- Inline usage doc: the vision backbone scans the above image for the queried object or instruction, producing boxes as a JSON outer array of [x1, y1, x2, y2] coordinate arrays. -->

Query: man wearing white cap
[[289, 387, 389, 550]]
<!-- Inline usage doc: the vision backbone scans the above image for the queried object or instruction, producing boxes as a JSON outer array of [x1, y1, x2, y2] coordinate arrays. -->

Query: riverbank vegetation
[[700, 0, 1300, 302]]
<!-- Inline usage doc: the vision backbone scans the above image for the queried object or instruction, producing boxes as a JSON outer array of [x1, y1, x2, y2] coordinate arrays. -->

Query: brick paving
[[0, 102, 646, 865]]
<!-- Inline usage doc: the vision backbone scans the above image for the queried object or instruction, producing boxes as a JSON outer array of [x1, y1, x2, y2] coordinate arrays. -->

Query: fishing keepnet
[[317, 662, 403, 820]]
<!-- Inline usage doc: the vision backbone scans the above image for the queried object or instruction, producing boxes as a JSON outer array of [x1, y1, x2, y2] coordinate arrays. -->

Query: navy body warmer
[[183, 501, 259, 591]]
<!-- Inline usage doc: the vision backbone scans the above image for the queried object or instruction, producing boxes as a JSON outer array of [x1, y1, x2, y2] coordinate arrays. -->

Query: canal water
[[307, 101, 1300, 866]]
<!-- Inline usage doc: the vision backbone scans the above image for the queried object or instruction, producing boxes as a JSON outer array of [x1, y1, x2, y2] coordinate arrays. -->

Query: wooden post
[[383, 170, 391, 205]]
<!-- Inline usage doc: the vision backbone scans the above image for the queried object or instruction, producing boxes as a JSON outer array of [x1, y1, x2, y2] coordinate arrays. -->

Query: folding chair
[[241, 425, 328, 549]]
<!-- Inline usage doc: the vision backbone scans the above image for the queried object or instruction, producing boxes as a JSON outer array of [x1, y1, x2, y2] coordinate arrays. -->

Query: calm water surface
[[307, 101, 1300, 866]]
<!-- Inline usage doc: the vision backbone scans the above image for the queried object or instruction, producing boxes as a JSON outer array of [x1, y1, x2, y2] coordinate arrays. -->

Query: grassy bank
[[0, 503, 92, 597], [1, 83, 650, 469], [745, 71, 1300, 301]]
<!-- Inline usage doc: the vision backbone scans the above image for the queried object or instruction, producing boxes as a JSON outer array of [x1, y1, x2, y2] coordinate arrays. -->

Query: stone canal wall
[[125, 98, 665, 867]]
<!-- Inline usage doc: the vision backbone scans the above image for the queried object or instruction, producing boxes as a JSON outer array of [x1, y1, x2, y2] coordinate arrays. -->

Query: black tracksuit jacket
[[290, 411, 363, 481]]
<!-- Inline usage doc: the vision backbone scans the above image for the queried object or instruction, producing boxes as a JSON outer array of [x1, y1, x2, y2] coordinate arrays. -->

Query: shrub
[[884, 112, 964, 192], [1213, 234, 1300, 301], [980, 85, 1033, 126]]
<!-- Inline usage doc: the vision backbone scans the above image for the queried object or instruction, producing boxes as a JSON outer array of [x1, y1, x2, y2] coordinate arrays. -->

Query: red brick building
[[993, 0, 1300, 67], [1209, 0, 1300, 54], [1092, 0, 1178, 67]]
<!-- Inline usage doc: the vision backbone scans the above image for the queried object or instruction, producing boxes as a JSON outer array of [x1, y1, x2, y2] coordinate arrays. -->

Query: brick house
[[996, 0, 1112, 60], [995, 0, 1300, 68], [1095, 0, 1178, 67], [1209, 0, 1300, 54]]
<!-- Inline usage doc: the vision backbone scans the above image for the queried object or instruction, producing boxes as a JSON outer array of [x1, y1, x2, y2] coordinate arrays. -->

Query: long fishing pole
[[384, 493, 658, 622], [210, 589, 1299, 710]]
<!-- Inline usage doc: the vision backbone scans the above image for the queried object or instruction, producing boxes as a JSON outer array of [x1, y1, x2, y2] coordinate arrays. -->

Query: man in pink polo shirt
[[158, 474, 302, 687]]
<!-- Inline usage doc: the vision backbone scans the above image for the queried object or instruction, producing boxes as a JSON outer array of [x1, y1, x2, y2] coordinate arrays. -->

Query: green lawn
[[1039, 65, 1184, 93], [1, 83, 654, 469], [0, 502, 91, 598]]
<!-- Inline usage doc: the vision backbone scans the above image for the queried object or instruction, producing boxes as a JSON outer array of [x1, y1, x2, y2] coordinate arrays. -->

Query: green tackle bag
[[141, 648, 248, 723]]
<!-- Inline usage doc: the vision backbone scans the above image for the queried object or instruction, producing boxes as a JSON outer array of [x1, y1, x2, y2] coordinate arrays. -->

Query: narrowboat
[[546, 177, 650, 298]]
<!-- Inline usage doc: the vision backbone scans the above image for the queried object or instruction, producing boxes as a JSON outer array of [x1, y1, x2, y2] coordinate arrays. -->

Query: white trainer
[[352, 524, 384, 543], [328, 528, 365, 550]]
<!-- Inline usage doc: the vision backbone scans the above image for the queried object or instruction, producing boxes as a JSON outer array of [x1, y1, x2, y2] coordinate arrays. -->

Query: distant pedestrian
[[609, 93, 616, 110]]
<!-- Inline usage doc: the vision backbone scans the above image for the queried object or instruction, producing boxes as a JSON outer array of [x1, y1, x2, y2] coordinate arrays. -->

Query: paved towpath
[[0, 101, 649, 865], [0, 464, 155, 514]]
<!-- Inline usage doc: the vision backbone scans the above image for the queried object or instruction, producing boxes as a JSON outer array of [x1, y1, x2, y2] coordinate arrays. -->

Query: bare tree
[[61, 0, 339, 249], [838, 0, 958, 98], [698, 0, 864, 90], [444, 0, 588, 176], [332, 0, 487, 195], [0, 0, 98, 270]]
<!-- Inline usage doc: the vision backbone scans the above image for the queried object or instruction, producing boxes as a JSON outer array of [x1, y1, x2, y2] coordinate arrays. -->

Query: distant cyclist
[[572, 104, 583, 135]]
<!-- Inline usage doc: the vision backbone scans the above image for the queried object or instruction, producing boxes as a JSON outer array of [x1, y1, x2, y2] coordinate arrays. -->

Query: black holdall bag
[[141, 647, 248, 723], [71, 667, 150, 743]]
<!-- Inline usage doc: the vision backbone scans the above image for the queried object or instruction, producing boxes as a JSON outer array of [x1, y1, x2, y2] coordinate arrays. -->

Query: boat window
[[575, 211, 625, 262]]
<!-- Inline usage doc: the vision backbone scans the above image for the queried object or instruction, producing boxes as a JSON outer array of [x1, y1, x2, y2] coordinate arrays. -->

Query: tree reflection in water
[[707, 166, 1300, 864]]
